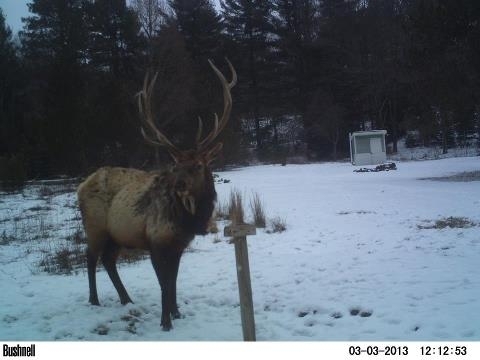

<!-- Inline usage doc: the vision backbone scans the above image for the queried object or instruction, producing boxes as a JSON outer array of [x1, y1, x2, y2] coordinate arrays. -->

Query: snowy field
[[0, 156, 479, 341]]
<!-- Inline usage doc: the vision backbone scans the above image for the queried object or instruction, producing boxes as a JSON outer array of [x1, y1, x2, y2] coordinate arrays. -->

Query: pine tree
[[82, 0, 145, 168], [0, 9, 22, 156], [21, 0, 90, 174], [272, 0, 320, 114], [220, 0, 276, 150], [168, 0, 222, 60], [165, 1, 232, 155], [405, 0, 477, 153], [86, 0, 141, 76]]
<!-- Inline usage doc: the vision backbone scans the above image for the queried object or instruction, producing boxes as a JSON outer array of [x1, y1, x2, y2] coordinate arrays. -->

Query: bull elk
[[77, 59, 237, 331]]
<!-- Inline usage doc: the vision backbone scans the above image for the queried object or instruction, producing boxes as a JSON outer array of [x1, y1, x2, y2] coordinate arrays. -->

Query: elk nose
[[176, 180, 187, 192]]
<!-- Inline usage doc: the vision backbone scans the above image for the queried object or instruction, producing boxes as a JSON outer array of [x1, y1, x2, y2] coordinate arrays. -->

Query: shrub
[[39, 243, 85, 275], [267, 216, 287, 233]]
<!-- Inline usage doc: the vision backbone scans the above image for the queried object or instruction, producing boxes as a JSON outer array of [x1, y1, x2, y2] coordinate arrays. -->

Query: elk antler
[[137, 70, 181, 158], [137, 59, 236, 161], [196, 58, 237, 153]]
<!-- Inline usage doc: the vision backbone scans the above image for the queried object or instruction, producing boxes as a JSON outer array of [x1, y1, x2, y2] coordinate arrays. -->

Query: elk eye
[[196, 163, 203, 171]]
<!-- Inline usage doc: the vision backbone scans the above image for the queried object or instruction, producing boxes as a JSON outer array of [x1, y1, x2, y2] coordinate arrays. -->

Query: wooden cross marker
[[224, 223, 257, 341]]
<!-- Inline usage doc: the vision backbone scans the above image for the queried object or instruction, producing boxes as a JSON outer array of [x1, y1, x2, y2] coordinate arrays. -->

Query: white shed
[[349, 130, 387, 166]]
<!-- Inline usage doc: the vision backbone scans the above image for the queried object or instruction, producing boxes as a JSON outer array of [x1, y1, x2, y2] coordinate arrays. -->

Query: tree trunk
[[441, 110, 448, 154]]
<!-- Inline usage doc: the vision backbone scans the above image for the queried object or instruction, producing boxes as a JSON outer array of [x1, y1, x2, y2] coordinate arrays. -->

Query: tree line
[[1, 0, 479, 185]]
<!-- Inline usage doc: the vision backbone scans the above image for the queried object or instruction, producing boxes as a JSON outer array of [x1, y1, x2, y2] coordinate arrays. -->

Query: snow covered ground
[[0, 156, 479, 341]]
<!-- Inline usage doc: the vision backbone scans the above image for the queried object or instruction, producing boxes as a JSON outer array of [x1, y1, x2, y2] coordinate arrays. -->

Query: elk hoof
[[172, 310, 184, 319], [120, 298, 133, 305], [89, 298, 100, 306], [161, 323, 173, 331]]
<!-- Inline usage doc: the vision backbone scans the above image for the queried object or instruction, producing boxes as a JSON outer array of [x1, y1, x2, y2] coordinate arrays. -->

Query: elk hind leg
[[102, 240, 133, 305], [87, 248, 100, 305]]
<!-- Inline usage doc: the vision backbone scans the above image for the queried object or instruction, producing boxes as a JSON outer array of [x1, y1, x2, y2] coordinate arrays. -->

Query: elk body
[[77, 60, 236, 331]]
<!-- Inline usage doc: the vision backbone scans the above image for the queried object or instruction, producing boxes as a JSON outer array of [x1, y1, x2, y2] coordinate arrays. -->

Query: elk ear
[[205, 143, 223, 165]]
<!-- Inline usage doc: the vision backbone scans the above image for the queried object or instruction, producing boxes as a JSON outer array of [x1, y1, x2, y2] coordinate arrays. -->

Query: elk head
[[137, 59, 237, 218]]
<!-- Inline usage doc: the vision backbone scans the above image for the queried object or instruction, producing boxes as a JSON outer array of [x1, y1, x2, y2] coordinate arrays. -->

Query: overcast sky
[[1, 0, 31, 34], [2, 0, 222, 35]]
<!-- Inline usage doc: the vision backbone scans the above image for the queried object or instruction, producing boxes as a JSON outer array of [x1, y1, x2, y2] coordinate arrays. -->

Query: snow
[[0, 156, 479, 341]]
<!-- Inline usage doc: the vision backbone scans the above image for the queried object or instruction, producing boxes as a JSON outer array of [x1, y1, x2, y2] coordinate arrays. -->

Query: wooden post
[[224, 224, 256, 341]]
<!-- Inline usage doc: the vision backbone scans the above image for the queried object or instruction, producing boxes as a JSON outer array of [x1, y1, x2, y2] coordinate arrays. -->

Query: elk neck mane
[[134, 169, 217, 237]]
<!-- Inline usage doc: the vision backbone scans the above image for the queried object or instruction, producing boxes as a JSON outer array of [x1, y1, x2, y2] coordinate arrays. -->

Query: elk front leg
[[150, 247, 173, 331], [169, 249, 184, 319]]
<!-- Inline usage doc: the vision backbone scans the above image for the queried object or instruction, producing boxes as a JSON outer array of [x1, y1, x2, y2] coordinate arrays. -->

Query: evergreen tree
[[405, 0, 477, 153], [86, 0, 141, 76], [272, 0, 320, 115], [220, 0, 276, 151], [165, 1, 235, 157], [0, 8, 29, 188], [0, 9, 19, 155], [354, 0, 412, 152], [168, 0, 222, 60], [82, 0, 144, 167], [21, 0, 90, 174], [144, 25, 197, 162]]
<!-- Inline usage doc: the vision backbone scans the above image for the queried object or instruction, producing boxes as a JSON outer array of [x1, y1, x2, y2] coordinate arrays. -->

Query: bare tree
[[131, 0, 170, 40]]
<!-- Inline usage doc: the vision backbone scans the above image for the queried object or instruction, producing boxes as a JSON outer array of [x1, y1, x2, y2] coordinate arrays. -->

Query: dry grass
[[250, 192, 266, 228], [39, 246, 84, 275], [215, 199, 230, 221], [228, 188, 245, 225]]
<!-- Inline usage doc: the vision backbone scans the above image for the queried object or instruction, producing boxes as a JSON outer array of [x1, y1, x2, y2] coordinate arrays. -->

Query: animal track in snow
[[350, 307, 373, 317]]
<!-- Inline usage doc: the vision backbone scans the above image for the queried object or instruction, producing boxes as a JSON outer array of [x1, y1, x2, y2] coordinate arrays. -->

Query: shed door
[[370, 137, 383, 154]]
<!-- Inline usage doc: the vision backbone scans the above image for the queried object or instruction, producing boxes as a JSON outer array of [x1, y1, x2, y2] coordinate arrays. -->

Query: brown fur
[[77, 162, 217, 330]]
